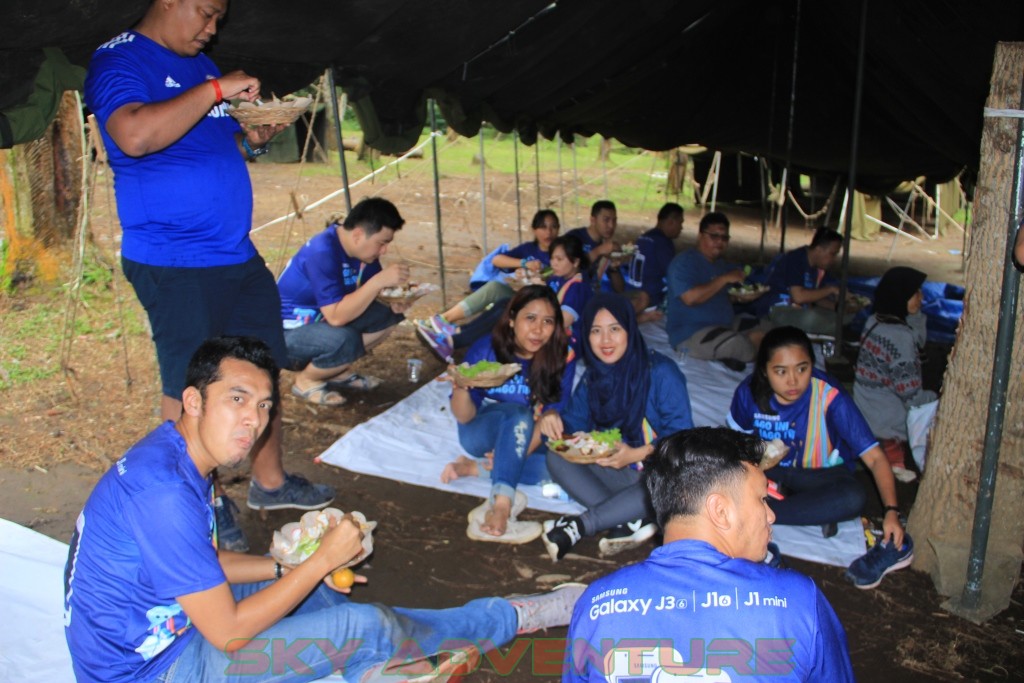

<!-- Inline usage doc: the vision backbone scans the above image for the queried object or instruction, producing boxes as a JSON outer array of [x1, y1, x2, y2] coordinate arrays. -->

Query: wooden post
[[907, 42, 1024, 620]]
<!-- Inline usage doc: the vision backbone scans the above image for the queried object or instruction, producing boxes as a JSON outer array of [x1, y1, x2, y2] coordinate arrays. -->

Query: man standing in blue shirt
[[84, 0, 333, 550], [666, 212, 764, 369], [277, 198, 410, 406], [565, 427, 854, 683], [613, 202, 683, 321]]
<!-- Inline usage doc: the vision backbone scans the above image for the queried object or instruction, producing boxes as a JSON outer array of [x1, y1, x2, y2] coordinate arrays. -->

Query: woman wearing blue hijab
[[538, 292, 693, 560]]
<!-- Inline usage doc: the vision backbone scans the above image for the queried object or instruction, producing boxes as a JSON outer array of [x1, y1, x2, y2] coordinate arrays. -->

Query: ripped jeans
[[157, 581, 516, 683], [457, 401, 549, 501]]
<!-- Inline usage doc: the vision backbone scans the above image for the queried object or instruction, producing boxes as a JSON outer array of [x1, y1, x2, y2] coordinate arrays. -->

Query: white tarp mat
[[0, 517, 76, 683], [319, 320, 865, 567]]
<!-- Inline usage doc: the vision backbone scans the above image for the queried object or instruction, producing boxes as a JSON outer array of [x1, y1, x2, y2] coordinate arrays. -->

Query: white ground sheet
[[320, 320, 866, 567]]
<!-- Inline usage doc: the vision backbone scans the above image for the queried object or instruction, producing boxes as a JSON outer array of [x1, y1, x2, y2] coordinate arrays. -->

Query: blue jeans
[[457, 402, 549, 500], [766, 465, 867, 526], [284, 301, 403, 371], [158, 582, 516, 683]]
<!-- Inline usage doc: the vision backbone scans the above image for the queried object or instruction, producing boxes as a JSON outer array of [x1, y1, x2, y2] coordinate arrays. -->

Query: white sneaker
[[509, 583, 587, 633]]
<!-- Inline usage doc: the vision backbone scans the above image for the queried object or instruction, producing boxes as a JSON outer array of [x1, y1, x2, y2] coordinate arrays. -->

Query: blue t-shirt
[[757, 247, 837, 316], [276, 226, 382, 326], [624, 227, 676, 306], [85, 31, 255, 268], [506, 241, 551, 268], [565, 227, 601, 254], [463, 336, 575, 413], [565, 539, 854, 683], [561, 351, 693, 448], [666, 249, 737, 348], [727, 367, 878, 469], [548, 273, 593, 355], [64, 422, 225, 683]]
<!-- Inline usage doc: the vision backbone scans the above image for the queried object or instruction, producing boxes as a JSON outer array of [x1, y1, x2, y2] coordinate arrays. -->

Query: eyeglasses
[[701, 231, 730, 242]]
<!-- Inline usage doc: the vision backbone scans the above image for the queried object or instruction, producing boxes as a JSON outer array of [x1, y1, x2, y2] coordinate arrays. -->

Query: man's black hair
[[657, 202, 683, 222], [699, 212, 730, 232], [185, 336, 279, 401], [644, 427, 764, 530], [341, 197, 405, 236], [591, 200, 617, 217], [810, 226, 843, 249]]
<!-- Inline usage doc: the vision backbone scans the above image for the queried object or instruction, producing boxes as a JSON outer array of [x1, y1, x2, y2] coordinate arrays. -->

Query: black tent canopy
[[2, 0, 1023, 187]]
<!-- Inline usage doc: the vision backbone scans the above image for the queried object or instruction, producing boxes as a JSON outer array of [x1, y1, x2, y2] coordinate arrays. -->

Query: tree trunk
[[907, 42, 1024, 608]]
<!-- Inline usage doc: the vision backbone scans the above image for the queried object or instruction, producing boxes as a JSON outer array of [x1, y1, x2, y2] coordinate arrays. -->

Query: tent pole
[[535, 142, 541, 212], [780, 0, 803, 254], [557, 134, 565, 223], [325, 66, 352, 212], [834, 0, 869, 346], [602, 138, 609, 198], [513, 130, 523, 243], [572, 141, 580, 226], [429, 100, 447, 306], [479, 128, 488, 253], [710, 151, 721, 212], [759, 157, 769, 263]]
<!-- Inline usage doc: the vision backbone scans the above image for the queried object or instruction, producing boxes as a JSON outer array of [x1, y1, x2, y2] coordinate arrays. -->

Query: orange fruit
[[331, 567, 355, 588]]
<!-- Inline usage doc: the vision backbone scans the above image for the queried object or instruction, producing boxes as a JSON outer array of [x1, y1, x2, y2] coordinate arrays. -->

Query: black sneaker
[[214, 495, 250, 553], [598, 518, 657, 557], [541, 516, 584, 562]]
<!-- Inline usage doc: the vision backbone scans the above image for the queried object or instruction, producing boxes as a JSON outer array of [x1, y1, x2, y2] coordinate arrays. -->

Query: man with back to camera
[[564, 427, 854, 682], [63, 336, 587, 683], [276, 197, 411, 406], [84, 0, 333, 551], [666, 212, 766, 371], [611, 202, 683, 322]]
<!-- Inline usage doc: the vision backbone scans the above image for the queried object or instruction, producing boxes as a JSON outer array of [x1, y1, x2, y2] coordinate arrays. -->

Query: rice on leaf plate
[[376, 282, 438, 305], [270, 508, 376, 568], [728, 283, 769, 303], [450, 359, 522, 389], [549, 429, 622, 464]]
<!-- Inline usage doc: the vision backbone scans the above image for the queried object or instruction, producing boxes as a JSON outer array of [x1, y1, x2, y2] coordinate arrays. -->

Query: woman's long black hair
[[749, 326, 815, 414], [491, 285, 568, 406]]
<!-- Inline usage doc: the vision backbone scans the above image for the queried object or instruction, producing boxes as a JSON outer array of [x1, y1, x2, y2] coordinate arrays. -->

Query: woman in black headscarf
[[854, 267, 936, 482], [537, 292, 693, 560]]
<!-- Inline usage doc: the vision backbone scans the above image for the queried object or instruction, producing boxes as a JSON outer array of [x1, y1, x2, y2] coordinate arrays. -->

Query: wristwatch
[[242, 138, 269, 160]]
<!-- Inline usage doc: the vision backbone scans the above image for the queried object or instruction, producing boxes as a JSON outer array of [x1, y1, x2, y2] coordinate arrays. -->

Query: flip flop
[[467, 490, 529, 526], [328, 373, 382, 391], [466, 515, 543, 544], [291, 383, 346, 406]]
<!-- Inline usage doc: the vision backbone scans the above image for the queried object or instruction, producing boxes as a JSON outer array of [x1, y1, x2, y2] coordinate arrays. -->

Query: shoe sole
[[851, 552, 914, 590], [416, 325, 452, 362], [598, 524, 657, 557], [246, 496, 335, 512]]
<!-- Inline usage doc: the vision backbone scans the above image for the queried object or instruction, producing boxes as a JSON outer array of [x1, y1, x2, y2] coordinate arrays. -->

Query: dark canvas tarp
[[2, 0, 1023, 186]]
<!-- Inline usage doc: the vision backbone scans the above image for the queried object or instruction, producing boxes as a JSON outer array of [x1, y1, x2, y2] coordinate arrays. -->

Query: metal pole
[[557, 134, 565, 223], [780, 0, 802, 254], [572, 141, 580, 226], [602, 138, 609, 198], [325, 67, 352, 212], [759, 158, 769, 263], [536, 141, 544, 210], [479, 128, 488, 253], [834, 0, 869, 346], [429, 100, 447, 306], [958, 72, 1024, 613], [513, 130, 523, 243]]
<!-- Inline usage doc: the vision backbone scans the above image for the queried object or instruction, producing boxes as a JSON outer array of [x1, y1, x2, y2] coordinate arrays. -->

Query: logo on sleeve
[[164, 76, 181, 88]]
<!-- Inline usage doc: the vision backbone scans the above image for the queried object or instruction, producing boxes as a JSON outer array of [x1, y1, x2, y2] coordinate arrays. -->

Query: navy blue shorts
[[283, 301, 403, 370], [123, 255, 289, 399]]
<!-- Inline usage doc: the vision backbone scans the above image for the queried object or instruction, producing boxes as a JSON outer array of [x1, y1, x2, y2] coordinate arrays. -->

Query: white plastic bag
[[907, 399, 939, 472]]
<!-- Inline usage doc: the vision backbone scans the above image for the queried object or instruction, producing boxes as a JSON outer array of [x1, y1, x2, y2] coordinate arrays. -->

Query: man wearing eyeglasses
[[666, 212, 765, 370]]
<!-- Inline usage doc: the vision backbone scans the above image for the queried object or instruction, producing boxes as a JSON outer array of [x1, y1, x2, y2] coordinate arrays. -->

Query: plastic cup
[[407, 358, 423, 382]]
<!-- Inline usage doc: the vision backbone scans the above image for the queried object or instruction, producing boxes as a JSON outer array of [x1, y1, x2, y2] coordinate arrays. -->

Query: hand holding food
[[449, 359, 522, 388], [377, 263, 411, 289], [270, 508, 377, 569], [538, 411, 564, 441]]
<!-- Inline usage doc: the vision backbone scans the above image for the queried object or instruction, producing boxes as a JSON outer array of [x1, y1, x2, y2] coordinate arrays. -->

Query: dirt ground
[[3, 159, 1023, 682]]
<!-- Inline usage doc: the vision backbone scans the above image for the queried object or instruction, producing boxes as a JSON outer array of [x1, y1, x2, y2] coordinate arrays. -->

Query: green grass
[[299, 124, 697, 222]]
